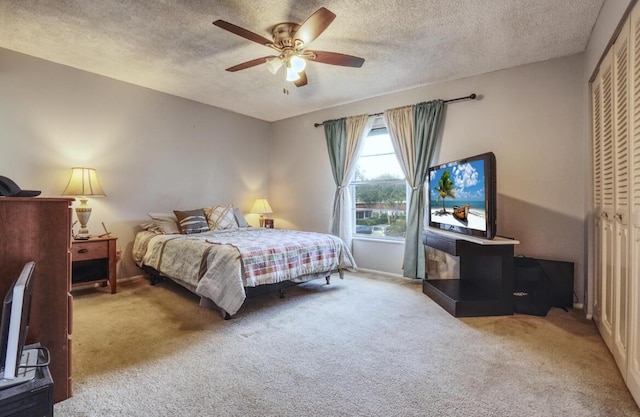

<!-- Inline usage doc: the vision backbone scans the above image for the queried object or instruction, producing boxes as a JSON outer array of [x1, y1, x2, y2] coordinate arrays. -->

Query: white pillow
[[139, 221, 161, 234], [147, 213, 181, 234], [233, 207, 249, 228]]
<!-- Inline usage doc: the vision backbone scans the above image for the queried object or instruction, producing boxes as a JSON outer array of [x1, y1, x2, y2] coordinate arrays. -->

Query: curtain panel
[[323, 114, 373, 248], [384, 100, 443, 278]]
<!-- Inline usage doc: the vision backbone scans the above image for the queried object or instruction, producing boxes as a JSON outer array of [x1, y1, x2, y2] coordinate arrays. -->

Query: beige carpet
[[55, 272, 639, 417]]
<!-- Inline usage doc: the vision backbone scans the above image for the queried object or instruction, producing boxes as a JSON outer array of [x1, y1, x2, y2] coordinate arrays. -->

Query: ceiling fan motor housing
[[272, 23, 301, 49]]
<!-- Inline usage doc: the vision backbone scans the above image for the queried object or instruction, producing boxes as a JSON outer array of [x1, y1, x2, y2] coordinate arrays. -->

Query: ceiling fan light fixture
[[265, 57, 283, 75], [289, 55, 306, 73], [286, 66, 301, 82]]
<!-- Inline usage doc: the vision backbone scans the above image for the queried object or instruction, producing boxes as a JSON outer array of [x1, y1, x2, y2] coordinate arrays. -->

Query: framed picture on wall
[[264, 219, 274, 229]]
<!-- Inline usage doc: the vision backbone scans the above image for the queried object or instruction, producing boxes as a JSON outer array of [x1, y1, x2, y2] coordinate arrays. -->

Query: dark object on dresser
[[0, 177, 40, 197]]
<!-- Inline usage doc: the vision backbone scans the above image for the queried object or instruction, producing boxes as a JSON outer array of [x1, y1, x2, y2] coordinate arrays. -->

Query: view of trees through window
[[351, 128, 407, 238]]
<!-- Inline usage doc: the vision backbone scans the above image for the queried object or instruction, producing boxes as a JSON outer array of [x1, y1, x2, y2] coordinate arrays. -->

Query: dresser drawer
[[72, 240, 108, 261]]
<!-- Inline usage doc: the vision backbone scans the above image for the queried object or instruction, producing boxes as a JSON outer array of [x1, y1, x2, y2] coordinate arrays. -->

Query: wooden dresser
[[0, 198, 73, 403]]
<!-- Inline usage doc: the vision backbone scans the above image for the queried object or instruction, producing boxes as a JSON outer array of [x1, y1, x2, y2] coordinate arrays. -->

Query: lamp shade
[[251, 199, 273, 215], [265, 57, 283, 75], [62, 167, 106, 197], [62, 167, 106, 239], [285, 66, 301, 82], [289, 55, 306, 73]]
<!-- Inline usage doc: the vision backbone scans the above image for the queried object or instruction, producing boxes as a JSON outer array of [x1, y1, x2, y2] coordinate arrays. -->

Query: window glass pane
[[355, 132, 404, 181], [352, 129, 407, 238], [359, 134, 395, 156]]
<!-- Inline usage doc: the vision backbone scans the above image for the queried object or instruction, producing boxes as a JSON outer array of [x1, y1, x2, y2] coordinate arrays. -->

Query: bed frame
[[141, 265, 331, 318]]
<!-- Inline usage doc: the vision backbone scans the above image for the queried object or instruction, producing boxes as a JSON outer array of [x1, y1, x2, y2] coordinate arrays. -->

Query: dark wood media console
[[422, 228, 519, 317]]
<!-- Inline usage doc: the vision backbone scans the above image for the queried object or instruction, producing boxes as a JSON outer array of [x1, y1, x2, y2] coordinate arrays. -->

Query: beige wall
[[0, 48, 271, 277], [271, 54, 587, 301]]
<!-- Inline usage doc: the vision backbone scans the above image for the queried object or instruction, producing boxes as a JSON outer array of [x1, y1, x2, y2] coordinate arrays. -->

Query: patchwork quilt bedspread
[[132, 228, 356, 315]]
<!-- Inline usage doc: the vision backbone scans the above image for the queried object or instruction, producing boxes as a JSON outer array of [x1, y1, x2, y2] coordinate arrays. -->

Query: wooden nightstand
[[71, 236, 118, 294]]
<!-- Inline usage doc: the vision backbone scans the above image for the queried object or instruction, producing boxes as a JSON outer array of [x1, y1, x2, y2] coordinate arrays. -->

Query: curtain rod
[[313, 93, 477, 128]]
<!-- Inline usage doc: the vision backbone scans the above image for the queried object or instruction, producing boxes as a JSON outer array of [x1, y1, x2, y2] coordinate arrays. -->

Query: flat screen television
[[428, 152, 497, 239], [0, 261, 36, 383]]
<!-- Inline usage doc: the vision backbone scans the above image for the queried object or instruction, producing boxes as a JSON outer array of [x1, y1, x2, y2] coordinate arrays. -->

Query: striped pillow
[[173, 209, 210, 234]]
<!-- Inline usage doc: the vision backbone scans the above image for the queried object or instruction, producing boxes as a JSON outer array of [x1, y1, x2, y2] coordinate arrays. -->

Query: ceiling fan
[[213, 7, 365, 93]]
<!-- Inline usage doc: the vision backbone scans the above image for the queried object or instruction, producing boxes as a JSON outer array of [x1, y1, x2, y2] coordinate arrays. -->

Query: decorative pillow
[[204, 205, 237, 230], [233, 207, 249, 228], [147, 213, 181, 234], [139, 221, 161, 234], [173, 209, 210, 234]]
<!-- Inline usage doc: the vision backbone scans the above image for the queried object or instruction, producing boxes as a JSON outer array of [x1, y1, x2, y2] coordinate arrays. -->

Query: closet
[[591, 4, 640, 405]]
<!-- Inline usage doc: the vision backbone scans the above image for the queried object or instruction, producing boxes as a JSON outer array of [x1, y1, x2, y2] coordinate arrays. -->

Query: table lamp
[[62, 167, 106, 239], [251, 198, 273, 228]]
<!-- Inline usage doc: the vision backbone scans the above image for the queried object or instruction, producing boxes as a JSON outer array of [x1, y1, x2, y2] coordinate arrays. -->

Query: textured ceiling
[[0, 1, 604, 122]]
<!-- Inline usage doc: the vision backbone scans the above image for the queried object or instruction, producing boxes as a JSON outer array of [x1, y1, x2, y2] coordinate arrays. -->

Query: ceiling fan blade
[[308, 50, 365, 68], [293, 7, 336, 47], [294, 71, 308, 87], [213, 20, 274, 47], [226, 56, 278, 72]]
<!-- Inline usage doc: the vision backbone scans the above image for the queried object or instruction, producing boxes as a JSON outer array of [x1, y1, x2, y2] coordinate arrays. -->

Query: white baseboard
[[355, 268, 405, 279]]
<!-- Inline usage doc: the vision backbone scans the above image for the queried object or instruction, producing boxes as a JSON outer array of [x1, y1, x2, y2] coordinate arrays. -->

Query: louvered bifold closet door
[[613, 18, 631, 377], [599, 48, 616, 352], [592, 74, 603, 324], [626, 4, 640, 405]]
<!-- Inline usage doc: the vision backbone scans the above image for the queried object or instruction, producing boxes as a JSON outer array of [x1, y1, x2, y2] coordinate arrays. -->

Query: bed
[[132, 224, 357, 318]]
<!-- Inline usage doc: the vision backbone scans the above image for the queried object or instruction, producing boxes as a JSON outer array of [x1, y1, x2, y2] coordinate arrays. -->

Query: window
[[351, 127, 407, 238]]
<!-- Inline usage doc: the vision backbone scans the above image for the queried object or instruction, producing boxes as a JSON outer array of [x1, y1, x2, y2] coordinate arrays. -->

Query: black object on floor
[[513, 256, 574, 316]]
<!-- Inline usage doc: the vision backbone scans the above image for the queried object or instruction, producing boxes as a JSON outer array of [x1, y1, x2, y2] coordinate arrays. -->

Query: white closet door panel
[[613, 18, 630, 378], [594, 77, 603, 209], [615, 20, 631, 221], [628, 224, 640, 404], [626, 4, 640, 405], [601, 218, 615, 351], [599, 49, 615, 350], [592, 76, 603, 321], [632, 6, 640, 215], [602, 51, 615, 216], [614, 225, 629, 375]]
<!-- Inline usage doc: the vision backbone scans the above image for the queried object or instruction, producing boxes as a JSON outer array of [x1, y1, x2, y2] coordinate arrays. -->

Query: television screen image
[[428, 152, 497, 239]]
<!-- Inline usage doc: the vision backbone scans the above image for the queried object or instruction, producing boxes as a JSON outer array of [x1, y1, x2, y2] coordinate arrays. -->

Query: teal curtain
[[405, 100, 443, 278], [385, 100, 444, 279], [323, 116, 372, 246], [323, 118, 347, 236]]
